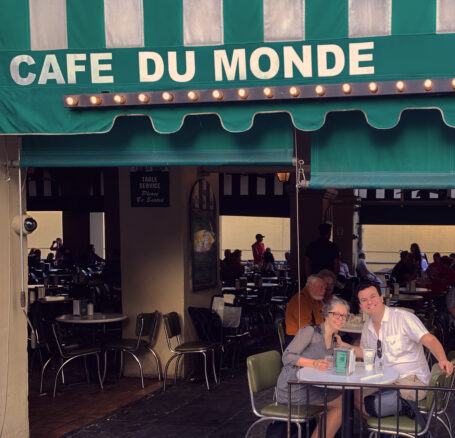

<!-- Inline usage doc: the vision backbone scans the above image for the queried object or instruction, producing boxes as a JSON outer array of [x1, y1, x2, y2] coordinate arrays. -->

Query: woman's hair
[[322, 296, 350, 319]]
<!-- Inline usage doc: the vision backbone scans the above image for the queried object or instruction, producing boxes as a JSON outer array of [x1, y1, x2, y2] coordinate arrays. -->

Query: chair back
[[42, 321, 65, 358], [247, 350, 281, 394], [188, 307, 222, 343], [424, 364, 453, 411], [163, 312, 182, 350], [277, 319, 286, 353], [136, 312, 160, 338]]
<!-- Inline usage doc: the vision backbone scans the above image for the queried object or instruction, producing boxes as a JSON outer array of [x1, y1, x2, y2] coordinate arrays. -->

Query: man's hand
[[438, 359, 454, 377]]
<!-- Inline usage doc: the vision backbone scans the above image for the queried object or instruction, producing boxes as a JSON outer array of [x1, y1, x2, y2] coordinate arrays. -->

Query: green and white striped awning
[[2, 0, 455, 135]]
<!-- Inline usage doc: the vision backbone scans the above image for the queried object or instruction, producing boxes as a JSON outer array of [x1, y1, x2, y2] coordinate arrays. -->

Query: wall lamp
[[276, 172, 291, 183]]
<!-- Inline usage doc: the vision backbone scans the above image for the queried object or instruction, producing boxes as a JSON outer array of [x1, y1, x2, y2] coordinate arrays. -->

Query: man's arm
[[420, 333, 454, 376]]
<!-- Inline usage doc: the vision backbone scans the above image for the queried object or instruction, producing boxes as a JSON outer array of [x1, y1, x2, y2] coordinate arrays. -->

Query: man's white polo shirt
[[360, 306, 430, 384]]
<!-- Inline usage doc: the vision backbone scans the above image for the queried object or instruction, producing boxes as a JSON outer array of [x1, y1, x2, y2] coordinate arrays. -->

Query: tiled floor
[[29, 365, 162, 438]]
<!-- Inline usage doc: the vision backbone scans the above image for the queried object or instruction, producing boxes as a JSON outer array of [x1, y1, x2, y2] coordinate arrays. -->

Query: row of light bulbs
[[64, 79, 453, 107]]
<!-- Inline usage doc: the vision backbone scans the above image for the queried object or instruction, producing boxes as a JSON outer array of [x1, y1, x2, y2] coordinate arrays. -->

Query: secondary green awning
[[309, 110, 455, 188], [20, 113, 294, 167]]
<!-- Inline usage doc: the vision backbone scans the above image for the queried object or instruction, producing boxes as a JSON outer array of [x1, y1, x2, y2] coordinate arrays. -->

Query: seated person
[[276, 297, 350, 438], [391, 250, 417, 286], [220, 249, 244, 285], [338, 282, 453, 405], [285, 275, 325, 344], [318, 269, 337, 302], [428, 255, 455, 296], [356, 250, 382, 284], [28, 248, 41, 269], [261, 248, 275, 276]]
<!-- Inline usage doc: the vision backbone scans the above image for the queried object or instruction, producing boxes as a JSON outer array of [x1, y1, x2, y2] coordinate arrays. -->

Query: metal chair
[[366, 367, 448, 437], [417, 358, 455, 437], [162, 311, 218, 391], [245, 350, 323, 438], [277, 319, 286, 354], [41, 321, 103, 398], [103, 311, 162, 388]]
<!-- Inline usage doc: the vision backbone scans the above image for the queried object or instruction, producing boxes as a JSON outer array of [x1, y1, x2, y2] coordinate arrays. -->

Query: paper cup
[[363, 348, 375, 371]]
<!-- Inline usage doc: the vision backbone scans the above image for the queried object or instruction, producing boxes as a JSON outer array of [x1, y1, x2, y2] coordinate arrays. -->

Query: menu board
[[130, 170, 169, 207]]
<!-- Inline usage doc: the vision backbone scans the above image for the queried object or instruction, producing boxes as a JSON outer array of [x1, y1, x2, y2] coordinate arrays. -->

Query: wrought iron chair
[[366, 367, 448, 437], [103, 311, 162, 388], [41, 321, 103, 398], [162, 311, 218, 391], [245, 350, 323, 438], [277, 319, 286, 354]]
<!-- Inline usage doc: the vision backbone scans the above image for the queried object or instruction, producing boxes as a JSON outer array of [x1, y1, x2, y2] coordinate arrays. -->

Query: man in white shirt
[[357, 282, 453, 401]]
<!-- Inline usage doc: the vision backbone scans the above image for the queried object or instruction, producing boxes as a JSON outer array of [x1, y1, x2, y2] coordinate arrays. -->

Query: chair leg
[[102, 350, 108, 382], [119, 350, 124, 379], [95, 353, 104, 391], [211, 349, 218, 384], [175, 355, 183, 384], [125, 351, 144, 389], [53, 357, 76, 398], [40, 357, 52, 394], [437, 415, 452, 436], [201, 352, 210, 390], [163, 353, 179, 391], [295, 422, 302, 438], [84, 356, 90, 383], [146, 345, 162, 381]]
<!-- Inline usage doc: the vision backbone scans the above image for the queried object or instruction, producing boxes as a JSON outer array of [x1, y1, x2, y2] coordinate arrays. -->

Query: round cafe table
[[399, 287, 431, 294], [56, 313, 127, 324], [296, 363, 399, 437]]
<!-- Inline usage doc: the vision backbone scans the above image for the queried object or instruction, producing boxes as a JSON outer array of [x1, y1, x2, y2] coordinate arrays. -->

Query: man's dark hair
[[356, 281, 382, 298], [318, 223, 332, 236]]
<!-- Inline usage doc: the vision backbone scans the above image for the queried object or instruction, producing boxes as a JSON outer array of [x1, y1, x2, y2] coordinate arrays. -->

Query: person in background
[[28, 248, 41, 269], [305, 223, 340, 276], [426, 252, 441, 281], [261, 248, 275, 276], [420, 252, 429, 272], [50, 237, 64, 264], [285, 275, 325, 345], [45, 252, 55, 265], [356, 250, 382, 284], [88, 244, 105, 266], [220, 249, 232, 281], [222, 249, 245, 285], [318, 269, 337, 302], [251, 233, 265, 266], [410, 242, 423, 276], [275, 297, 350, 438], [338, 254, 353, 280], [391, 250, 417, 286], [428, 255, 455, 296]]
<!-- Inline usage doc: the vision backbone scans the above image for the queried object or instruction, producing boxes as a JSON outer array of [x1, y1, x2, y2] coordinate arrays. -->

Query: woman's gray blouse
[[276, 324, 338, 404]]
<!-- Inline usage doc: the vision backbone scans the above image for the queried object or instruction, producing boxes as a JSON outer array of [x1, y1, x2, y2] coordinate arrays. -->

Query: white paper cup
[[363, 348, 375, 371]]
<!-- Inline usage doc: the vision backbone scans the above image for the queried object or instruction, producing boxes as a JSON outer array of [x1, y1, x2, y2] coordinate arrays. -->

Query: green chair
[[103, 312, 162, 388], [245, 350, 322, 438], [277, 319, 286, 354], [366, 367, 448, 437], [417, 358, 455, 437], [162, 311, 218, 391]]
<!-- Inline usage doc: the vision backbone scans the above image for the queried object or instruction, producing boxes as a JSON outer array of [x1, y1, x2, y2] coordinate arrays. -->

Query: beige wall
[[118, 167, 218, 378], [0, 137, 29, 437], [363, 224, 455, 270], [220, 216, 290, 260], [26, 211, 63, 255]]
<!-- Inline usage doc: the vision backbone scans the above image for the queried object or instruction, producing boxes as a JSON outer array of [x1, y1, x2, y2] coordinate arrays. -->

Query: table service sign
[[362, 348, 375, 371]]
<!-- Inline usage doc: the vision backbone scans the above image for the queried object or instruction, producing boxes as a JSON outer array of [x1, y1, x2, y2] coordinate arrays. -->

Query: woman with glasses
[[275, 297, 350, 438]]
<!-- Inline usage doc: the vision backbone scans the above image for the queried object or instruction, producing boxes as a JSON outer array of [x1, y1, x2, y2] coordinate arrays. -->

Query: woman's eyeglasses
[[328, 312, 349, 320]]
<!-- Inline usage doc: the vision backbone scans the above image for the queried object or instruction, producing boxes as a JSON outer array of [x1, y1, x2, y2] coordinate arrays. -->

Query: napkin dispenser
[[334, 347, 356, 375]]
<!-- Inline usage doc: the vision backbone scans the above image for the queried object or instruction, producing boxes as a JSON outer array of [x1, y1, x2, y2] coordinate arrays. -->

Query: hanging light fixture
[[276, 172, 291, 183]]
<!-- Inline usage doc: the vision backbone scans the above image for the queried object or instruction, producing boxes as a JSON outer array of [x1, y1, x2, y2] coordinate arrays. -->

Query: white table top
[[390, 294, 423, 301], [297, 362, 399, 388], [56, 313, 127, 324], [398, 287, 431, 294], [246, 282, 277, 288]]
